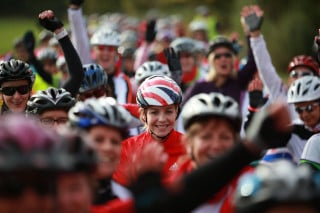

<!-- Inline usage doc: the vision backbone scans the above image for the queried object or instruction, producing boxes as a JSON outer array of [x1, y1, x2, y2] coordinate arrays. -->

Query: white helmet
[[181, 92, 241, 131], [90, 28, 120, 47], [135, 61, 171, 85], [189, 20, 208, 32], [287, 76, 320, 103]]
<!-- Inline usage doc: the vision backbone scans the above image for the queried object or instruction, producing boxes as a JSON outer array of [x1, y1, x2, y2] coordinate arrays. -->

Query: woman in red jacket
[[112, 75, 186, 198]]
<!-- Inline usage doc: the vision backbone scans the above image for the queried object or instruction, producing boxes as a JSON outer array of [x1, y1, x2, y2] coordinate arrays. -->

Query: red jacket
[[91, 199, 135, 213], [113, 130, 186, 186]]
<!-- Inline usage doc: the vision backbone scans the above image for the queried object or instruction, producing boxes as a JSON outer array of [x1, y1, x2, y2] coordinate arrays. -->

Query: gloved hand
[[145, 19, 156, 43], [70, 0, 84, 6], [244, 13, 263, 32], [164, 47, 182, 86], [245, 102, 292, 150], [23, 30, 35, 56], [249, 90, 264, 108], [38, 10, 63, 33]]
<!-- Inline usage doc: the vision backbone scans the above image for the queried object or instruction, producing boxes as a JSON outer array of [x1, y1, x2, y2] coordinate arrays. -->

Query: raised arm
[[39, 10, 84, 97]]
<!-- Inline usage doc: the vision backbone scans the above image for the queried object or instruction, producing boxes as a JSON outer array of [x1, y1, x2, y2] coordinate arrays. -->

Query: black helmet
[[0, 59, 35, 86], [26, 87, 76, 115], [207, 36, 235, 56]]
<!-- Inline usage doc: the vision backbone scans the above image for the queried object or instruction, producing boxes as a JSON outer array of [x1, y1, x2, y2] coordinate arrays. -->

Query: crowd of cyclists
[[1, 1, 320, 213]]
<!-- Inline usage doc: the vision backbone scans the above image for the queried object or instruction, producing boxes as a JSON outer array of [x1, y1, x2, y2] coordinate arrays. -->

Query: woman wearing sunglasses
[[182, 35, 256, 109], [286, 76, 320, 161], [0, 59, 35, 114]]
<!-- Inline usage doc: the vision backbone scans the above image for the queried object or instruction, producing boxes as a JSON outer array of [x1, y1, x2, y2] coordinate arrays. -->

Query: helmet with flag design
[[136, 75, 182, 108]]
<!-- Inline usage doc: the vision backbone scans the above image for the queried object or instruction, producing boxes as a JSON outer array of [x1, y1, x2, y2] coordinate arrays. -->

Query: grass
[[0, 17, 41, 56]]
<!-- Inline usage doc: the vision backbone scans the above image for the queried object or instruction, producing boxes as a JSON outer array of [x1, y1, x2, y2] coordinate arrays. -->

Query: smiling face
[[1, 80, 31, 113], [186, 118, 236, 166], [88, 125, 122, 179], [294, 101, 320, 128], [208, 46, 234, 77], [143, 105, 178, 141]]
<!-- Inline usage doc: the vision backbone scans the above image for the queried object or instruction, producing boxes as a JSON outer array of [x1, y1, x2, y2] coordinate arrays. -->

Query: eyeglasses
[[0, 85, 30, 96], [40, 117, 68, 127], [180, 52, 193, 58], [79, 88, 106, 101], [289, 70, 314, 79], [97, 45, 117, 52], [214, 52, 233, 60], [295, 103, 319, 114]]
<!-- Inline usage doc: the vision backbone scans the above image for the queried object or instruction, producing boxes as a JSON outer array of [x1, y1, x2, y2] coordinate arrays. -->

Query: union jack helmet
[[136, 75, 182, 108]]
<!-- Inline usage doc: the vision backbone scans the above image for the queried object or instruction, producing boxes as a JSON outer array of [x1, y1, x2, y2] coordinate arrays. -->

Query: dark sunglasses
[[295, 103, 319, 114], [289, 70, 314, 79], [0, 85, 30, 96], [97, 45, 117, 52], [214, 52, 233, 60], [0, 174, 56, 197], [79, 87, 106, 101]]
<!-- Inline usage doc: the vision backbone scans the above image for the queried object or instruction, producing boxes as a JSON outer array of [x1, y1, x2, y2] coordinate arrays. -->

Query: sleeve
[[28, 54, 53, 85], [67, 8, 92, 65], [57, 33, 84, 97], [236, 36, 257, 90], [250, 35, 287, 101]]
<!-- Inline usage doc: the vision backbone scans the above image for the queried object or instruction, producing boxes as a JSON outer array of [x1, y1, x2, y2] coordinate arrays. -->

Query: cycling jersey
[[113, 130, 186, 187]]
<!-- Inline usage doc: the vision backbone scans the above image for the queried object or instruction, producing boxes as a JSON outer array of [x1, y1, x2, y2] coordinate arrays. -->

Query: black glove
[[22, 30, 35, 56], [246, 105, 292, 150], [70, 0, 84, 7], [145, 19, 156, 43], [39, 15, 63, 33], [130, 172, 168, 213], [249, 90, 265, 109], [244, 13, 263, 32], [164, 47, 182, 86]]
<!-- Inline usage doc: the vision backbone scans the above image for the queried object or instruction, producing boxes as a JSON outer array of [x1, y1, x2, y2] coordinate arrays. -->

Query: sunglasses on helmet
[[0, 85, 30, 96]]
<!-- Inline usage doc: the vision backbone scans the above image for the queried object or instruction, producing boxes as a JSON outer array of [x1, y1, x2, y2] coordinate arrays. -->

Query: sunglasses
[[97, 45, 117, 52], [180, 52, 193, 58], [79, 87, 106, 101], [289, 70, 314, 79], [214, 52, 233, 60], [295, 103, 319, 114], [0, 85, 30, 96]]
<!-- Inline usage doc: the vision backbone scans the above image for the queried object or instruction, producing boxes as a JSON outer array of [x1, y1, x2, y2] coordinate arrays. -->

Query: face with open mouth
[[145, 104, 178, 141], [210, 47, 234, 77]]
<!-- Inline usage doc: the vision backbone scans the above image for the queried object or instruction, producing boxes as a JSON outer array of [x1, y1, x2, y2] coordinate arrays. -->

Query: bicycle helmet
[[287, 55, 319, 75], [207, 35, 236, 56], [37, 47, 58, 62], [170, 37, 196, 54], [135, 61, 171, 85], [90, 28, 121, 47], [79, 63, 107, 93], [26, 87, 76, 115], [234, 160, 320, 213], [189, 20, 208, 32], [68, 97, 132, 131], [0, 114, 57, 173], [181, 92, 241, 131], [136, 75, 182, 108], [53, 127, 98, 173], [0, 59, 35, 86], [287, 76, 320, 103]]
